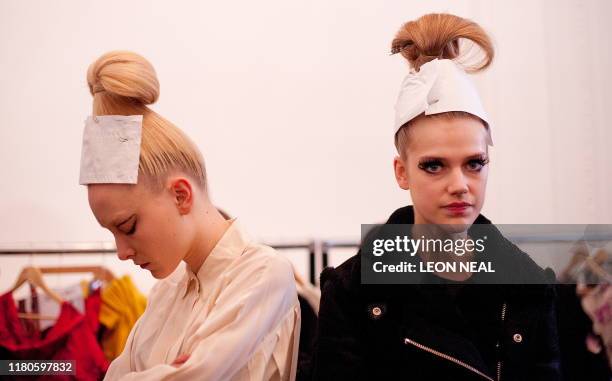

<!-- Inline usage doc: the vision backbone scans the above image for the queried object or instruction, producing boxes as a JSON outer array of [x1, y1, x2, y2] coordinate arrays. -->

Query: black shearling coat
[[311, 206, 561, 381]]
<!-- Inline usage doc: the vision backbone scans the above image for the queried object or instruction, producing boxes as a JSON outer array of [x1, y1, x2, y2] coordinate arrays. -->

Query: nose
[[447, 167, 469, 196], [115, 236, 135, 261]]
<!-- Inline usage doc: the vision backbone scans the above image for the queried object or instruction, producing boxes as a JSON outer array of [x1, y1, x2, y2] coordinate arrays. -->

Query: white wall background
[[1, 0, 611, 294]]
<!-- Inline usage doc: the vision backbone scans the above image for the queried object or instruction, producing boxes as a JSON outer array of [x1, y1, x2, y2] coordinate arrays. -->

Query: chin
[[438, 215, 476, 232], [150, 267, 170, 279]]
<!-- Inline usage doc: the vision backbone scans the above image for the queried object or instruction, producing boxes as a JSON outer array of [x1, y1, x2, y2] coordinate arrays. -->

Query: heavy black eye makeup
[[417, 154, 489, 174], [466, 155, 490, 171], [417, 158, 444, 174]]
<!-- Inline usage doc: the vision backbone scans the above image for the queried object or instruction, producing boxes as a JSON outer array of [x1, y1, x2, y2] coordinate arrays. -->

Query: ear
[[393, 156, 410, 190], [168, 177, 194, 215]]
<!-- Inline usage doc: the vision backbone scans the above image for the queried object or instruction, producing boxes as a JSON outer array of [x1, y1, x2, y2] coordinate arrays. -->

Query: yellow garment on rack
[[81, 279, 90, 297], [99, 275, 147, 361]]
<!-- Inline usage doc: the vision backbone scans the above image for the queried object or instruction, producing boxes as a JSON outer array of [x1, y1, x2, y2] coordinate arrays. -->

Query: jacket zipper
[[404, 337, 495, 381], [496, 302, 507, 381]]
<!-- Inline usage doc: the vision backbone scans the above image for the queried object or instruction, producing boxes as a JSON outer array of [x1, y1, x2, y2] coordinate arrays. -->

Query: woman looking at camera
[[312, 13, 560, 381]]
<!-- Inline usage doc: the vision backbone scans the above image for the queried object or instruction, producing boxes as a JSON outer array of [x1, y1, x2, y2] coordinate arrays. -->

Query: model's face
[[394, 116, 489, 231], [88, 181, 192, 279]]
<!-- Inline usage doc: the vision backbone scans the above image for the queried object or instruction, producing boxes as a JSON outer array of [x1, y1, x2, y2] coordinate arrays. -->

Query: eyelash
[[126, 222, 137, 236], [417, 157, 489, 174]]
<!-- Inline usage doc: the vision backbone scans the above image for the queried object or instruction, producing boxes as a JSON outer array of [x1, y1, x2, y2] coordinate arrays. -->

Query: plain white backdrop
[[1, 0, 611, 293]]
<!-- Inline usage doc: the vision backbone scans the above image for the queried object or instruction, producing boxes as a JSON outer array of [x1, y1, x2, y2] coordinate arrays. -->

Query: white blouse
[[103, 220, 301, 381]]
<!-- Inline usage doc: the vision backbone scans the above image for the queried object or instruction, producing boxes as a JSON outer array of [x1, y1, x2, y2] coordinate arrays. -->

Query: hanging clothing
[[85, 288, 102, 337], [296, 295, 317, 381], [37, 282, 87, 332], [103, 220, 301, 381], [0, 292, 108, 381], [557, 283, 611, 380], [99, 276, 146, 361], [17, 282, 100, 334], [293, 268, 320, 381], [16, 283, 40, 337]]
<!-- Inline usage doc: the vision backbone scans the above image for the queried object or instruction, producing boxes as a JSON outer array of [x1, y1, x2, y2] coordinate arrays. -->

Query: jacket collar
[[385, 205, 492, 225], [382, 205, 551, 288]]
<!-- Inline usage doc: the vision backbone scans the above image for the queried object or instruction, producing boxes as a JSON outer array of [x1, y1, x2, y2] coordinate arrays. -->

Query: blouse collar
[[180, 218, 250, 299]]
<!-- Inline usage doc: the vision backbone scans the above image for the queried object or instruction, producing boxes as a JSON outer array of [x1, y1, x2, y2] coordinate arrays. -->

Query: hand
[[171, 353, 190, 368]]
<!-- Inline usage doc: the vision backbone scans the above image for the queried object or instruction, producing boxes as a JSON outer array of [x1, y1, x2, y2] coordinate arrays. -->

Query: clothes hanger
[[35, 265, 116, 283], [9, 266, 64, 320], [560, 240, 612, 284], [574, 249, 612, 293], [8, 265, 116, 320]]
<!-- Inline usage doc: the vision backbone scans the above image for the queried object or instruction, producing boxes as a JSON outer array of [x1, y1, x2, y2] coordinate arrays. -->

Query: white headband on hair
[[394, 59, 493, 146], [79, 115, 143, 185]]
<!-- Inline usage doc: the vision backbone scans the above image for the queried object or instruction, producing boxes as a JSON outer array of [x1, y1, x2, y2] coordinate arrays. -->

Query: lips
[[135, 261, 151, 269], [443, 202, 472, 215], [444, 202, 471, 208]]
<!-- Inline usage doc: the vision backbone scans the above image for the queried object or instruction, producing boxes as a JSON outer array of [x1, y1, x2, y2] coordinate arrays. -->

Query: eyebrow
[[419, 152, 487, 161]]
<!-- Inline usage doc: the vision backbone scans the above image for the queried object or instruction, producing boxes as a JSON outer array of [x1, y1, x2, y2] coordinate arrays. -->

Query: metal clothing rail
[[270, 243, 316, 285], [0, 242, 319, 285], [1, 232, 611, 285], [320, 233, 612, 271]]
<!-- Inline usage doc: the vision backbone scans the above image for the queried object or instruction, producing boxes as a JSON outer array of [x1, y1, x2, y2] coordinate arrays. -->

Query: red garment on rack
[[17, 283, 40, 337], [85, 288, 101, 335], [0, 292, 108, 380]]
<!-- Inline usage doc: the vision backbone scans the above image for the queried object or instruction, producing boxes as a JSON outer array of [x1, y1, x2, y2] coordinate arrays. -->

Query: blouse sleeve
[[103, 312, 143, 379], [103, 278, 166, 380], [107, 254, 300, 381]]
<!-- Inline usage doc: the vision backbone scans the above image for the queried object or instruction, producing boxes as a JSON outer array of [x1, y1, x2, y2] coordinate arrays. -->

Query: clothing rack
[[320, 233, 612, 273], [1, 232, 611, 285], [0, 242, 320, 284]]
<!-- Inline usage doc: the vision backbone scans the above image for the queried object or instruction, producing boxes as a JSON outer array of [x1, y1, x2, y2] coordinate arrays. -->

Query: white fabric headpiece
[[394, 59, 493, 145], [79, 115, 143, 185]]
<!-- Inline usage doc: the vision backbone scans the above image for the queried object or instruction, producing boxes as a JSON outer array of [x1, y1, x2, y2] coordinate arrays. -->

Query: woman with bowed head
[[81, 51, 300, 381], [312, 13, 560, 381]]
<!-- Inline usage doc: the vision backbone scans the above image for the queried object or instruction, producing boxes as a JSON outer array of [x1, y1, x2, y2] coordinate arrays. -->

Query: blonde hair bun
[[87, 50, 159, 105], [84, 51, 207, 191]]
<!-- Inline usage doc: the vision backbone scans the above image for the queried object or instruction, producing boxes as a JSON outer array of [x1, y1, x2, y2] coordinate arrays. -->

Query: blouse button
[[513, 333, 523, 343]]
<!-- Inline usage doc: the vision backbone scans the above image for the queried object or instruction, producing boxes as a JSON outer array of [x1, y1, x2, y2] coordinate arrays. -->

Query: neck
[[411, 223, 469, 241], [183, 202, 231, 275], [411, 220, 474, 282]]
